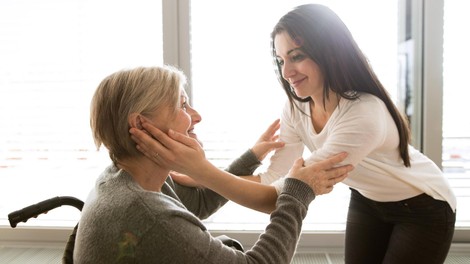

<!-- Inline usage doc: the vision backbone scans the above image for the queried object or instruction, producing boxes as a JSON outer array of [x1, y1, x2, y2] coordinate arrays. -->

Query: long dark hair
[[271, 4, 411, 167]]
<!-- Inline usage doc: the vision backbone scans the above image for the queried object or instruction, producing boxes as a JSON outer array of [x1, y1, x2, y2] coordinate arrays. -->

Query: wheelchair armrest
[[216, 234, 245, 252], [8, 196, 84, 228]]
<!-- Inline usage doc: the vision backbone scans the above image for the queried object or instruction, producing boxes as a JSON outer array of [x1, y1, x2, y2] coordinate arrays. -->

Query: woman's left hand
[[129, 120, 209, 177], [251, 119, 285, 161]]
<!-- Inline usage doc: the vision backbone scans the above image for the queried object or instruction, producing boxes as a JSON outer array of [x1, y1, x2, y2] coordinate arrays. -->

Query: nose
[[281, 61, 295, 80], [186, 103, 202, 125]]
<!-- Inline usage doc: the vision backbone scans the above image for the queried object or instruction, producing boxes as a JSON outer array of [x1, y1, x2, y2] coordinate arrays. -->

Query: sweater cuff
[[225, 149, 261, 176], [281, 178, 316, 207]]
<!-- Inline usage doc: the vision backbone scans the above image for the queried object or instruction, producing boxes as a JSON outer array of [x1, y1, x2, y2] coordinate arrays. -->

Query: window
[[0, 0, 163, 226], [442, 0, 470, 228], [190, 0, 399, 230], [0, 0, 468, 246]]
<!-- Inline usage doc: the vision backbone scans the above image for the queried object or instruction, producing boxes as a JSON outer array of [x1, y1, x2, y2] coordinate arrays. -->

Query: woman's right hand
[[287, 152, 353, 195]]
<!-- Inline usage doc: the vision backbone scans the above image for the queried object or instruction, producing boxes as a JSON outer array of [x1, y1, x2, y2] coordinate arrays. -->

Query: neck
[[118, 156, 169, 192], [309, 92, 340, 133], [310, 91, 339, 116]]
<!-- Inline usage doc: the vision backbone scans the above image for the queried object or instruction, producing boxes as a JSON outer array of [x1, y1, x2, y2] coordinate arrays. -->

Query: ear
[[128, 113, 143, 129]]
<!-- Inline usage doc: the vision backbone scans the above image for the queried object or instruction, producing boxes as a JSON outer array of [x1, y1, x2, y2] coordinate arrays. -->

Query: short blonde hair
[[90, 65, 186, 164]]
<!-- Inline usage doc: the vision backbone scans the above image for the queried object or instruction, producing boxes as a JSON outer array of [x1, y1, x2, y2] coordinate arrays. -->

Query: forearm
[[225, 149, 261, 176], [197, 161, 277, 213], [226, 149, 262, 183], [172, 149, 269, 215], [241, 175, 261, 183]]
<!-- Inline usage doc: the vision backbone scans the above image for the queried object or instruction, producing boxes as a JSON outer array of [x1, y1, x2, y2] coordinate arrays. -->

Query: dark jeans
[[345, 188, 456, 264]]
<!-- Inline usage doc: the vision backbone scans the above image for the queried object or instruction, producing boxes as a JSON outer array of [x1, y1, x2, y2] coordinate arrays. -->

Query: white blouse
[[260, 93, 456, 211]]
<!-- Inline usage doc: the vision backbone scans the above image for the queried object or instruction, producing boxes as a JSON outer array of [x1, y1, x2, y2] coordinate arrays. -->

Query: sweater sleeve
[[225, 149, 262, 176], [173, 149, 262, 219], [144, 178, 315, 264]]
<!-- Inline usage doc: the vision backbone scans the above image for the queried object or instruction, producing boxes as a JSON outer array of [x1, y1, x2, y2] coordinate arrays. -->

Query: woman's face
[[181, 91, 203, 146], [150, 91, 192, 137], [149, 90, 202, 144], [274, 31, 324, 99]]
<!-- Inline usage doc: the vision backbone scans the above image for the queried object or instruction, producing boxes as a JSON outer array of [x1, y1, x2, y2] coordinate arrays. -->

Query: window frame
[[165, 0, 468, 247], [1, 0, 468, 250]]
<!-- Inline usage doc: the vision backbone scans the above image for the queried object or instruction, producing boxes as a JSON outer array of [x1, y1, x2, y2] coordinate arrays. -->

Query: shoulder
[[357, 93, 385, 105], [340, 93, 388, 116], [281, 99, 309, 120], [343, 92, 384, 107]]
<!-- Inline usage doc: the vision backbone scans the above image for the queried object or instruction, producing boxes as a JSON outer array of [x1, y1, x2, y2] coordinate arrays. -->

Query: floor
[[0, 247, 469, 264]]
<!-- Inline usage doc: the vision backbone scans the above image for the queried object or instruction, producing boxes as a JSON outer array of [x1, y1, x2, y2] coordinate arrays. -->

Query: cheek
[[308, 62, 323, 80], [180, 112, 192, 130], [185, 114, 192, 128]]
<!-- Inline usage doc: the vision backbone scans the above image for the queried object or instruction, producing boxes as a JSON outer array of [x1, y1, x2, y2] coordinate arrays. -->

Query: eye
[[276, 57, 284, 66], [181, 101, 187, 112], [291, 53, 306, 62]]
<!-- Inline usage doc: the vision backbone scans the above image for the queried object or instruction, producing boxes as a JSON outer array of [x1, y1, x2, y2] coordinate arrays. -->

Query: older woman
[[74, 65, 352, 263]]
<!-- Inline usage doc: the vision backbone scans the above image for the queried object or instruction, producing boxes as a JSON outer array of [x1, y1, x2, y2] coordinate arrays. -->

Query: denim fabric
[[345, 188, 456, 264]]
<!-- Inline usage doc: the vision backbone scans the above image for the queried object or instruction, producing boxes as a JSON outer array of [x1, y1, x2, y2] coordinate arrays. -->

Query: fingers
[[263, 119, 281, 136], [251, 139, 285, 161], [137, 119, 201, 151], [129, 126, 172, 164], [257, 119, 280, 142], [270, 140, 286, 149], [327, 172, 348, 187], [323, 159, 354, 188], [167, 129, 202, 149], [140, 122, 178, 149], [328, 164, 354, 179], [251, 119, 284, 161], [314, 152, 349, 170], [291, 157, 304, 170], [319, 165, 352, 194], [288, 153, 353, 196]]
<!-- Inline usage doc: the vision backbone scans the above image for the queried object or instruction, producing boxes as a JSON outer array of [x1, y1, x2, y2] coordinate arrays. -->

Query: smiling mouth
[[290, 77, 306, 87], [188, 128, 196, 136]]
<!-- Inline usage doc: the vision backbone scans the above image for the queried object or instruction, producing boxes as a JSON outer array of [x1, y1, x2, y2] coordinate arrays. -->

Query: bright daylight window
[[0, 0, 163, 226], [0, 0, 467, 233], [191, 0, 399, 230], [442, 0, 470, 228]]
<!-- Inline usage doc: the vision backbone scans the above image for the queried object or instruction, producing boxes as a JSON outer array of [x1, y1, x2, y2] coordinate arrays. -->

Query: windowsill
[[1, 169, 469, 247]]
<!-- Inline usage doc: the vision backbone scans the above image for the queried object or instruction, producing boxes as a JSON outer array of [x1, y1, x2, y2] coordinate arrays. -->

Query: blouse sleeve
[[258, 101, 305, 185], [259, 95, 394, 193], [303, 95, 392, 167]]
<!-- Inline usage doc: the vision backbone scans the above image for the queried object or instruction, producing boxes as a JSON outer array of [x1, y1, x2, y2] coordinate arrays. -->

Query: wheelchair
[[8, 196, 244, 264]]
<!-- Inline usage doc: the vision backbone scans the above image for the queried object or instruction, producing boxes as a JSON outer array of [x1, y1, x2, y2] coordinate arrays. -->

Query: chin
[[294, 90, 313, 100], [188, 132, 203, 147], [293, 89, 308, 98]]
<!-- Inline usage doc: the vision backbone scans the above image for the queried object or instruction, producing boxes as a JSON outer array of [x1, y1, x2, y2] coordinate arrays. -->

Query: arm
[[150, 178, 316, 264], [257, 96, 390, 187], [256, 101, 307, 185], [169, 120, 282, 216], [149, 178, 328, 263], [129, 122, 352, 213], [169, 150, 262, 218], [171, 119, 284, 186]]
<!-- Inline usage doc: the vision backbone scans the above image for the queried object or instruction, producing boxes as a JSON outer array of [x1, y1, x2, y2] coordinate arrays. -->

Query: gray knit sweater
[[74, 150, 315, 263]]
